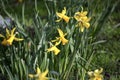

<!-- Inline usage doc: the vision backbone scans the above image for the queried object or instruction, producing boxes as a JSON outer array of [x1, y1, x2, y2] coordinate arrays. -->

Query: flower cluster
[[47, 7, 91, 55], [47, 28, 68, 55], [56, 7, 91, 32], [29, 7, 92, 80]]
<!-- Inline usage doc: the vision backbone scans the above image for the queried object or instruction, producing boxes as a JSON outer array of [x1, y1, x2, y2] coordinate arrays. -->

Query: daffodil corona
[[88, 68, 103, 80], [47, 45, 60, 55], [56, 7, 70, 23], [0, 28, 23, 46], [29, 67, 48, 80], [74, 11, 91, 32]]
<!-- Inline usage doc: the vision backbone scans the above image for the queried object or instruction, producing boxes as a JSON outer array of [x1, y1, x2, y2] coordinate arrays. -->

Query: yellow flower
[[56, 7, 70, 23], [57, 28, 68, 45], [52, 28, 68, 45], [47, 45, 60, 55], [0, 28, 23, 46], [47, 29, 68, 55], [88, 68, 103, 80], [29, 67, 48, 80], [74, 11, 91, 32]]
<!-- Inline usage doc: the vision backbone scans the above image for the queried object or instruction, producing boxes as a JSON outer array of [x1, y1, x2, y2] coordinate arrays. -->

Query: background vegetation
[[0, 0, 120, 80]]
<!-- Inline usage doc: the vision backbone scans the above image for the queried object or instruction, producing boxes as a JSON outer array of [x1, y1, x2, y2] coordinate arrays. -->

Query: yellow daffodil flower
[[0, 28, 23, 46], [88, 68, 103, 80], [57, 28, 68, 45], [56, 7, 70, 23], [52, 28, 68, 45], [29, 67, 48, 80], [47, 29, 68, 55], [47, 45, 60, 55], [74, 11, 91, 32]]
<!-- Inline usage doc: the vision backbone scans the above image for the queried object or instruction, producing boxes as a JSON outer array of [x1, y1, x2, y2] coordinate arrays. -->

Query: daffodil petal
[[94, 68, 103, 75], [57, 28, 64, 37], [51, 37, 59, 42], [74, 12, 81, 20], [62, 7, 66, 15], [43, 77, 49, 80], [88, 71, 94, 77], [42, 69, 48, 77], [81, 16, 88, 21], [54, 40, 61, 46], [28, 74, 34, 78], [1, 39, 8, 45], [81, 11, 88, 16], [56, 12, 63, 18], [11, 27, 16, 35], [14, 37, 23, 41], [56, 19, 62, 22], [86, 17, 91, 22], [36, 67, 41, 74], [6, 28, 10, 37], [0, 34, 5, 38], [84, 22, 90, 28]]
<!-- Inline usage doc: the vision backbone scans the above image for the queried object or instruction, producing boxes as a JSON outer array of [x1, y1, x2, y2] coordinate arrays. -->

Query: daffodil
[[74, 11, 91, 32], [56, 7, 70, 23], [88, 68, 103, 80], [47, 45, 60, 55], [52, 28, 68, 45], [29, 67, 48, 80], [47, 29, 68, 55], [0, 27, 23, 46]]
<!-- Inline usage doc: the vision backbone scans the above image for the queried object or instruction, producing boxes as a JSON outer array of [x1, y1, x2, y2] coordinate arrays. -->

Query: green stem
[[62, 31, 80, 80]]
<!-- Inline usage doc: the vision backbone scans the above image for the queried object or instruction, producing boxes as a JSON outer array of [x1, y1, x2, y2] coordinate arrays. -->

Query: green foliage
[[0, 0, 119, 80]]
